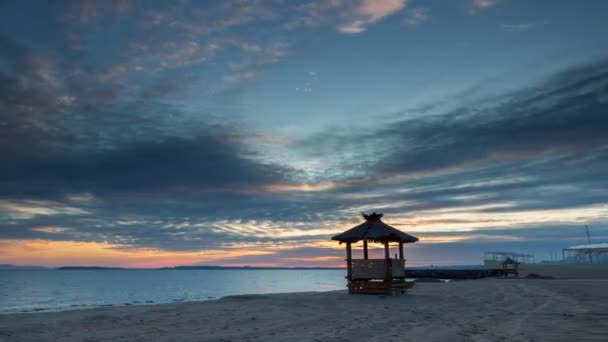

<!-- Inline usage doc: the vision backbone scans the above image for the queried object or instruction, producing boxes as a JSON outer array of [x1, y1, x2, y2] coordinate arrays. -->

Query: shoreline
[[1, 277, 598, 316], [2, 280, 431, 315], [0, 297, 221, 316], [2, 279, 607, 341], [1, 288, 356, 315], [1, 290, 345, 316], [0, 268, 348, 314]]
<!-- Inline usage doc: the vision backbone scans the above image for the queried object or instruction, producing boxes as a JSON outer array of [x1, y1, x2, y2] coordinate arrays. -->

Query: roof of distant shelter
[[564, 243, 608, 250], [501, 257, 520, 265], [332, 212, 419, 243], [484, 251, 534, 258]]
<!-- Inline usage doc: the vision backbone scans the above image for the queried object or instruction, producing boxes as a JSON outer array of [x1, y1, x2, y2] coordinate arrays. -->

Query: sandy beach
[[1, 279, 607, 342]]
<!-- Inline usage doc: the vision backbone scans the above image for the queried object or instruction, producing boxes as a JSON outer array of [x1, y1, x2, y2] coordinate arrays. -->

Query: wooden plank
[[352, 259, 387, 279], [392, 259, 405, 277], [347, 278, 414, 295]]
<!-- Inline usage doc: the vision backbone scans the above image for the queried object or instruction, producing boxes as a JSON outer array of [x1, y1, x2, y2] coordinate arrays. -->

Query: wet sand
[[1, 279, 607, 341]]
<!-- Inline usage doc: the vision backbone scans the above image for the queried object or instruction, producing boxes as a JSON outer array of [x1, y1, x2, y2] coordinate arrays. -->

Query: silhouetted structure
[[332, 213, 418, 294], [562, 243, 608, 264], [501, 257, 520, 277], [484, 251, 535, 265]]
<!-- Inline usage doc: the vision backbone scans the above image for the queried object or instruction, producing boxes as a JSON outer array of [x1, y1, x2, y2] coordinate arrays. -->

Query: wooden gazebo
[[332, 212, 418, 294]]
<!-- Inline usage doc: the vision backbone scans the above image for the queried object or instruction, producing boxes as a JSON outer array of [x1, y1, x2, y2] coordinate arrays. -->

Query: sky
[[1, 0, 608, 268]]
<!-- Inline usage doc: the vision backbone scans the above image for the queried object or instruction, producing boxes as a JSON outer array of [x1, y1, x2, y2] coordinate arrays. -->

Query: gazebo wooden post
[[346, 242, 353, 294], [384, 241, 390, 259], [346, 242, 353, 279], [363, 239, 368, 259], [384, 241, 392, 284], [398, 241, 406, 292]]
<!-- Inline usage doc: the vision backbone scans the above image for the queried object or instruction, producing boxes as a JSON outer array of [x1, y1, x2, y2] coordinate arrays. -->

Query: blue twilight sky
[[1, 0, 608, 267]]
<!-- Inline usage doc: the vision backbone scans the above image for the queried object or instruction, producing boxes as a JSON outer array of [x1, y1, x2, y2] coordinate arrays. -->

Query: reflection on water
[[0, 269, 346, 313]]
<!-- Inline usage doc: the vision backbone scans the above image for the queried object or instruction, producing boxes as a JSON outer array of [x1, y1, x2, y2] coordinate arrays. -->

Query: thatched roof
[[332, 213, 419, 243]]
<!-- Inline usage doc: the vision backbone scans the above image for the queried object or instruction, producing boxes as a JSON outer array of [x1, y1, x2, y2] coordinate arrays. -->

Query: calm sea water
[[0, 269, 346, 314]]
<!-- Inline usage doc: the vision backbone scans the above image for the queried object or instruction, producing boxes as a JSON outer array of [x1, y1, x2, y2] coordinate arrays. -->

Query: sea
[[0, 269, 346, 314]]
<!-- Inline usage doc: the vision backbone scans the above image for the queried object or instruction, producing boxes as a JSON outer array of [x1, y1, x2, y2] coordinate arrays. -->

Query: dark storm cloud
[[0, 125, 292, 197]]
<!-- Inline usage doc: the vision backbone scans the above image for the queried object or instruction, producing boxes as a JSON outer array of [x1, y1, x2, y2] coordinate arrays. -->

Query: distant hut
[[501, 257, 520, 278], [332, 212, 418, 294]]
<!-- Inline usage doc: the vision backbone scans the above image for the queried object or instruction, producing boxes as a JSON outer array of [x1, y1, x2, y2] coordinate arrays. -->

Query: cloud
[[44, 1, 297, 99], [295, 58, 608, 180], [223, 40, 291, 85], [472, 0, 500, 9], [279, 58, 608, 248], [402, 8, 428, 26], [61, 0, 138, 24], [2, 2, 608, 266], [4, 57, 606, 261], [337, 24, 366, 34], [338, 0, 407, 34], [0, 32, 294, 197], [501, 23, 535, 32], [295, 71, 320, 93], [0, 127, 293, 197], [0, 200, 88, 219]]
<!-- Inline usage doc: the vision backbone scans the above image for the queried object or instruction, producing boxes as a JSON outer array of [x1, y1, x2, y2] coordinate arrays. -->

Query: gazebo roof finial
[[362, 212, 383, 221]]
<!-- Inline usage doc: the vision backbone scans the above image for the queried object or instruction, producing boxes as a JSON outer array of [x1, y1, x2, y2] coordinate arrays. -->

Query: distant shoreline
[[56, 266, 345, 270], [0, 265, 345, 271], [3, 264, 485, 271]]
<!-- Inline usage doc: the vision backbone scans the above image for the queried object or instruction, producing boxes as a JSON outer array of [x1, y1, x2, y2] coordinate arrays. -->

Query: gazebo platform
[[348, 279, 414, 295]]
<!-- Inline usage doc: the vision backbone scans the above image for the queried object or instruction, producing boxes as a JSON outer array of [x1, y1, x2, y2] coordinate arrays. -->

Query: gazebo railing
[[352, 259, 405, 279]]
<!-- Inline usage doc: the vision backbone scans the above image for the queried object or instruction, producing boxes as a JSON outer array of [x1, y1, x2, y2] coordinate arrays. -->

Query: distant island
[[57, 266, 343, 270], [166, 265, 343, 270], [58, 266, 128, 270], [51, 265, 343, 270], [0, 264, 49, 270]]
